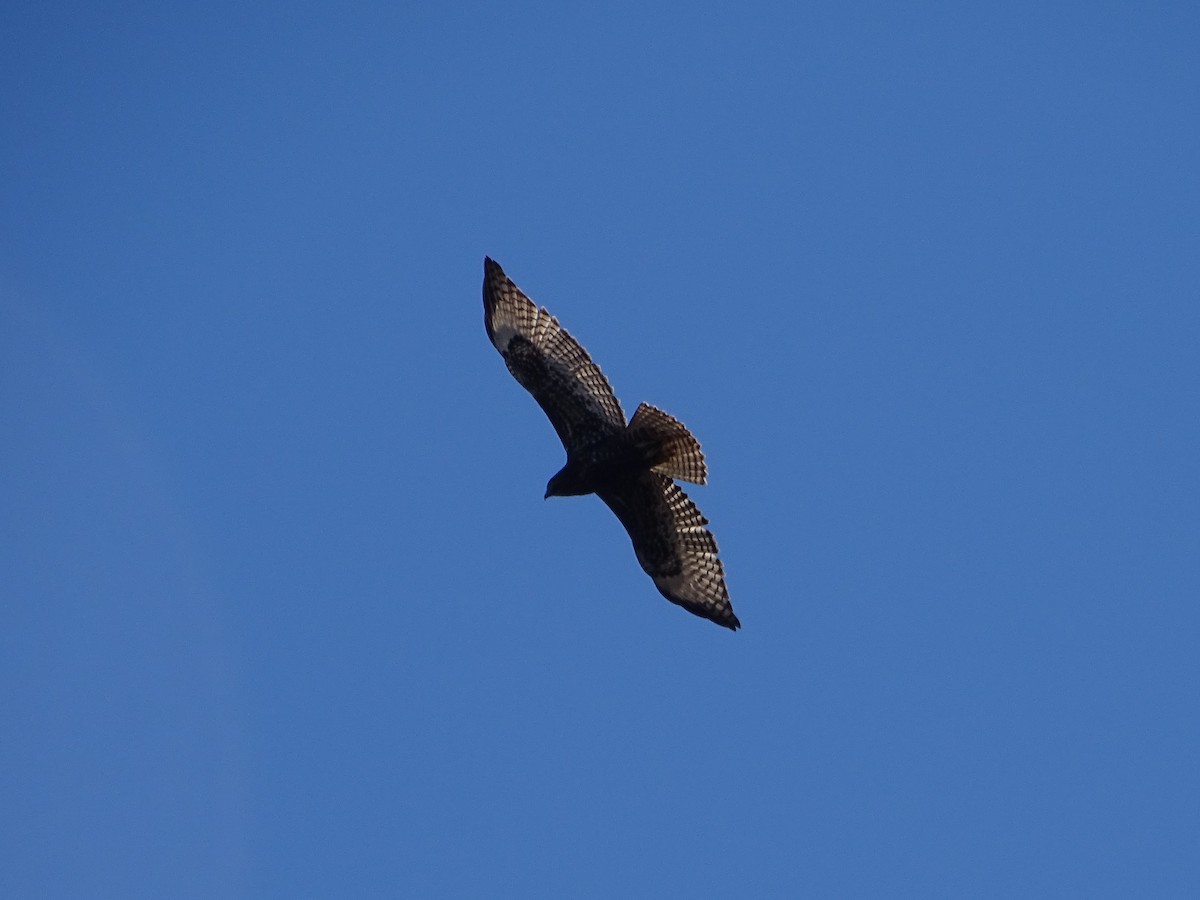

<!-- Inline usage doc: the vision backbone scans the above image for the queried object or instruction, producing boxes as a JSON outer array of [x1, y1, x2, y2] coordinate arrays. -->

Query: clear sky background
[[2, 2, 1198, 897]]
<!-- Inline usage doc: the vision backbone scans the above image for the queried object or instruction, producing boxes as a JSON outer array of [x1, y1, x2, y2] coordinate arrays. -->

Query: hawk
[[483, 257, 739, 630]]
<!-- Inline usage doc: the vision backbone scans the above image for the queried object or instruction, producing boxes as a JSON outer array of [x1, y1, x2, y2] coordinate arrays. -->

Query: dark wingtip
[[483, 258, 502, 342]]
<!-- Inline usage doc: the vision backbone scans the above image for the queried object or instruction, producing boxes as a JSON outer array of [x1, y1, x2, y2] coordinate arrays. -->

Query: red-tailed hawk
[[483, 257, 739, 630]]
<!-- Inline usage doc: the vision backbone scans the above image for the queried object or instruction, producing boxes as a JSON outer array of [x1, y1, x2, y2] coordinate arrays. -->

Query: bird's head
[[544, 471, 567, 499], [545, 464, 589, 499]]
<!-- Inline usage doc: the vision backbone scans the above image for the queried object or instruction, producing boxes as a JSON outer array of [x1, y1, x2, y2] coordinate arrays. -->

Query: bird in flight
[[482, 257, 738, 630]]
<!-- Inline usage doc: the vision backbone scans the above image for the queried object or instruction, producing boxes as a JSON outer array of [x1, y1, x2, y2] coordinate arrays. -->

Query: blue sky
[[3, 2, 1198, 896]]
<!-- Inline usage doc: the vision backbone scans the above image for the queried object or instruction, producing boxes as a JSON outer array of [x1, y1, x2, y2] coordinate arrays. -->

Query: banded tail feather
[[627, 402, 708, 485]]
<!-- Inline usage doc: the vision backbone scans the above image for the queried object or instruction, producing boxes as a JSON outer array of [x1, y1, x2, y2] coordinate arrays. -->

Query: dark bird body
[[483, 257, 738, 630]]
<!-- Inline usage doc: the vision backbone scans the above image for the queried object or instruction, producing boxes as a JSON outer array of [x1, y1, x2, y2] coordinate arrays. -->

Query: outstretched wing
[[597, 472, 738, 630], [483, 257, 626, 451]]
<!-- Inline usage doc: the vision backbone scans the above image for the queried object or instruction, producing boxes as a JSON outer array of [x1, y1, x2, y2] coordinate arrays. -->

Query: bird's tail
[[627, 402, 707, 485]]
